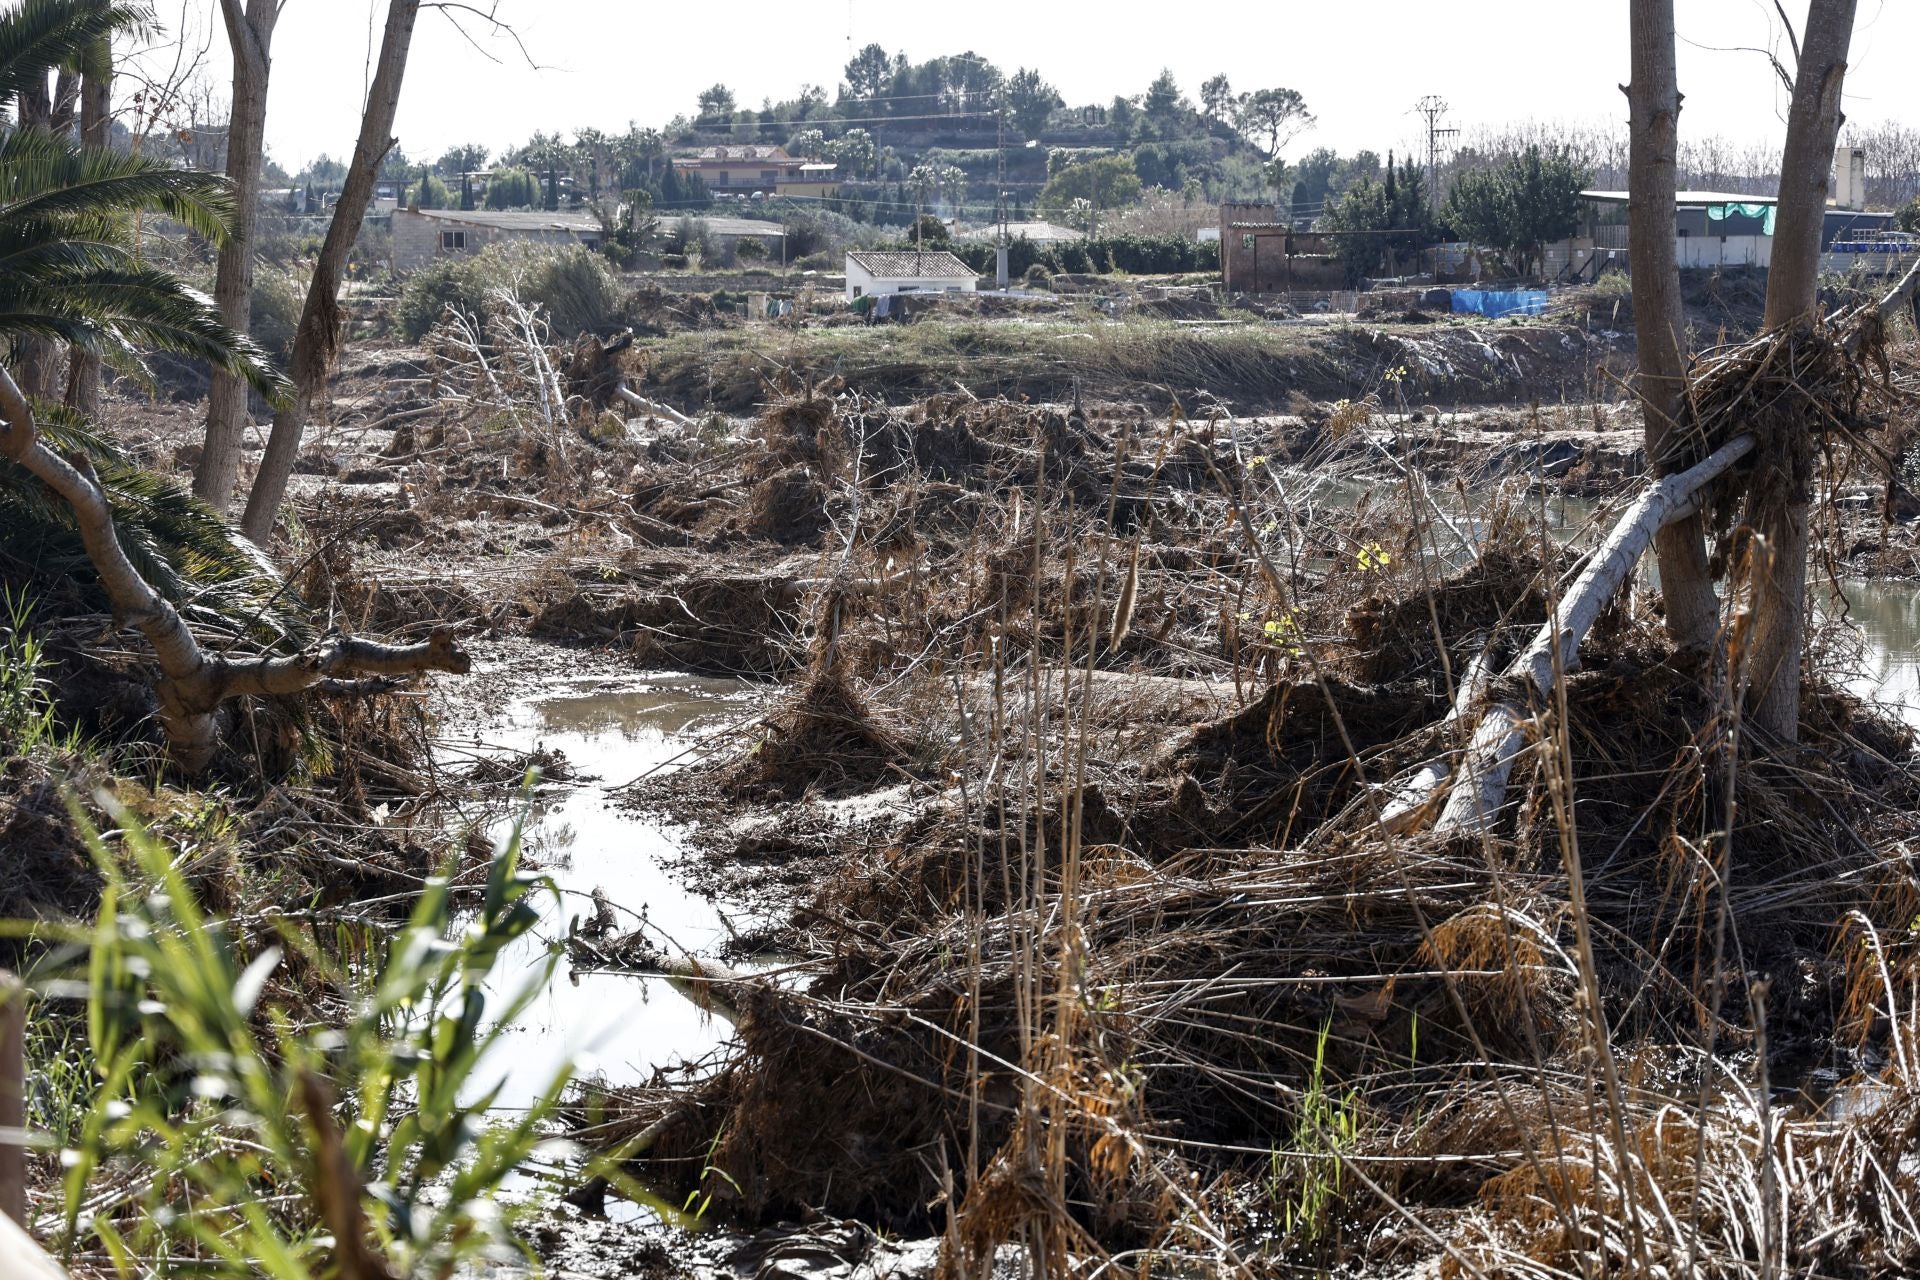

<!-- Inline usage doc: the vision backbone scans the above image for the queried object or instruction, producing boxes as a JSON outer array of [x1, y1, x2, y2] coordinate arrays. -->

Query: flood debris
[[554, 334, 1920, 1277]]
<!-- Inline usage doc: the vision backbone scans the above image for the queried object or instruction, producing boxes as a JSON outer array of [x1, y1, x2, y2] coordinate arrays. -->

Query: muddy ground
[[26, 293, 1920, 1277]]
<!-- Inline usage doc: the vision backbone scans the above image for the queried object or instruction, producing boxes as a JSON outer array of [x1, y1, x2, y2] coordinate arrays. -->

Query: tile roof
[[845, 250, 977, 279], [679, 145, 790, 163]]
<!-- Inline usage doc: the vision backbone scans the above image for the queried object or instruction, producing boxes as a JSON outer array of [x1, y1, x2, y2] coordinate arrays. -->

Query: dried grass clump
[[745, 464, 829, 543], [555, 345, 1920, 1276], [728, 658, 908, 799]]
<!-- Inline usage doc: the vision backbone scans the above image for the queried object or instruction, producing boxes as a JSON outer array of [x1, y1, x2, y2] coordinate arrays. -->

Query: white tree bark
[[1434, 434, 1756, 834], [1375, 643, 1496, 833], [615, 385, 695, 428]]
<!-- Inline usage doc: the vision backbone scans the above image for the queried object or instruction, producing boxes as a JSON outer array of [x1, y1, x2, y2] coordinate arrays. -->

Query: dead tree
[[0, 364, 468, 774], [1744, 0, 1859, 743], [194, 0, 284, 512], [238, 0, 420, 545], [1628, 0, 1719, 651]]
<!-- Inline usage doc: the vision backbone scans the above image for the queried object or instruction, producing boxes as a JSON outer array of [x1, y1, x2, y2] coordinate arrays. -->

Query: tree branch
[[0, 363, 469, 773], [422, 2, 542, 69]]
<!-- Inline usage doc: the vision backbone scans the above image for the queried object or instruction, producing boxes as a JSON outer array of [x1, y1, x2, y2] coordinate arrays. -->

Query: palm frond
[[0, 226, 138, 273], [0, 128, 235, 241], [0, 405, 311, 648], [0, 264, 291, 401], [0, 0, 145, 109]]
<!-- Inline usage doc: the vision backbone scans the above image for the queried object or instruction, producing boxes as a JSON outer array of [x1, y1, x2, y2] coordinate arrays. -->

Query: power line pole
[[1414, 95, 1459, 218], [1414, 95, 1459, 277], [995, 90, 1009, 288]]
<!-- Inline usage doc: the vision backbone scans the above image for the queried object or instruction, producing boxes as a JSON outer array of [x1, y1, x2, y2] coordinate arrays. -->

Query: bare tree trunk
[[0, 365, 468, 773], [240, 0, 419, 545], [64, 38, 113, 416], [1629, 0, 1719, 650], [14, 72, 60, 402], [194, 0, 280, 511], [1746, 0, 1859, 743]]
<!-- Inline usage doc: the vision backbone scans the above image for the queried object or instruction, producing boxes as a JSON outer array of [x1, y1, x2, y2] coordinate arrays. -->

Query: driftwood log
[[0, 366, 470, 774], [1389, 258, 1920, 837], [1432, 435, 1754, 833]]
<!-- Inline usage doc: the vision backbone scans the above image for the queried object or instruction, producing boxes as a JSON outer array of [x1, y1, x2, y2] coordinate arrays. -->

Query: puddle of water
[[1829, 579, 1920, 725], [460, 674, 753, 1114]]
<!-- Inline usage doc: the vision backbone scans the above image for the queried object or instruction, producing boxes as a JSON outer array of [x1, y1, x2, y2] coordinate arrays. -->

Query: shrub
[[484, 166, 539, 210], [1592, 268, 1633, 297], [395, 243, 622, 341], [249, 268, 305, 364], [1024, 263, 1051, 290]]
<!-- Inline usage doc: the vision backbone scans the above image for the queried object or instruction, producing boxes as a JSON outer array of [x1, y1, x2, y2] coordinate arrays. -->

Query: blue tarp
[[1449, 289, 1549, 319]]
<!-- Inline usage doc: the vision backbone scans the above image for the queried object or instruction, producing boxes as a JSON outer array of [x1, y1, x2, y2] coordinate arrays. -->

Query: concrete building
[[844, 250, 979, 302], [1565, 147, 1901, 279], [673, 146, 839, 197], [958, 220, 1085, 244], [391, 208, 601, 273]]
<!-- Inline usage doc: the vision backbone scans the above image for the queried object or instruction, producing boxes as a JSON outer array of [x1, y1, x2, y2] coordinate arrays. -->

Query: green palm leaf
[[0, 0, 144, 108], [0, 406, 312, 647], [0, 263, 289, 393], [0, 128, 235, 241]]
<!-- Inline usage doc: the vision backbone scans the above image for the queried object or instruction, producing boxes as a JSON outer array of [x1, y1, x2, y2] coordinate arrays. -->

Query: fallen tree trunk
[[615, 385, 696, 428], [0, 366, 469, 774], [1431, 433, 1756, 835], [1376, 642, 1498, 834]]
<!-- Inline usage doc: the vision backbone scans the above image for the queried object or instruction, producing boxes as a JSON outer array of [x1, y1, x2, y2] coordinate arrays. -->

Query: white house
[[844, 250, 979, 302]]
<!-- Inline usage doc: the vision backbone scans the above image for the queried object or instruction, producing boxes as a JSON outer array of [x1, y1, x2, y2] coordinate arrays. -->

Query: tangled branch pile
[[550, 334, 1920, 1277]]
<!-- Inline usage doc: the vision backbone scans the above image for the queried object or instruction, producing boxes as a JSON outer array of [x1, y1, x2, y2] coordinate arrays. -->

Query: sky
[[134, 0, 1916, 175]]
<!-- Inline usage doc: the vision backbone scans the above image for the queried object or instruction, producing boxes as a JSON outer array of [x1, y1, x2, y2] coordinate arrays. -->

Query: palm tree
[[0, 0, 439, 773], [0, 0, 287, 620], [0, 127, 287, 382], [0, 0, 282, 382]]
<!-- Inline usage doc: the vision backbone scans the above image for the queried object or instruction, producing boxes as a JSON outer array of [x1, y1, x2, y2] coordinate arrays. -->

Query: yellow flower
[[1356, 541, 1392, 573], [1261, 608, 1306, 657]]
